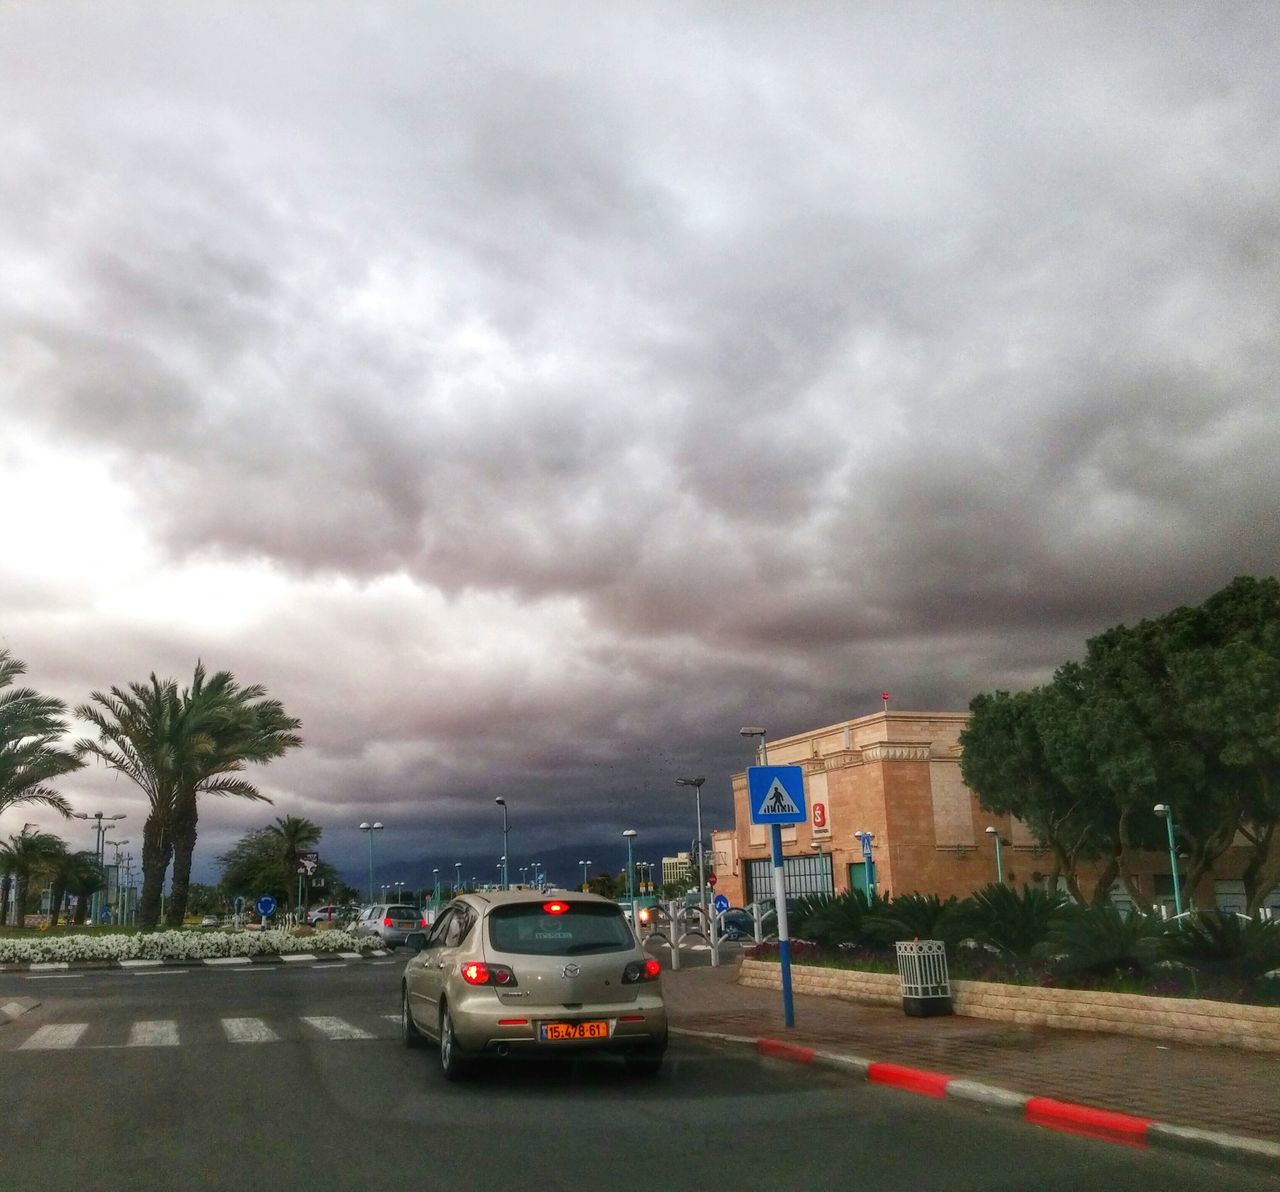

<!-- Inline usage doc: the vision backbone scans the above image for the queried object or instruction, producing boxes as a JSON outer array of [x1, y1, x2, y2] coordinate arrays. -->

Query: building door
[[848, 862, 868, 896]]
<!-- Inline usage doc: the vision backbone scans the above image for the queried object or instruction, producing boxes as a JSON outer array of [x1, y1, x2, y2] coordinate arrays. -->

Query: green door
[[848, 862, 869, 896]]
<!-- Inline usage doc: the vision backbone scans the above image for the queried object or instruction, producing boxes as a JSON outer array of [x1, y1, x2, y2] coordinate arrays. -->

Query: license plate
[[539, 1020, 608, 1042]]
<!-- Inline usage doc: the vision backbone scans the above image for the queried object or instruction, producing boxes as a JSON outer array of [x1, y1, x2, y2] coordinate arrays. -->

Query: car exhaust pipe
[[495, 1044, 510, 1057]]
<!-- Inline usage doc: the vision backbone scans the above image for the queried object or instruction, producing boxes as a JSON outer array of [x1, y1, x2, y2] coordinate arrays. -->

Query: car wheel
[[624, 1044, 666, 1077], [439, 1004, 470, 1081], [402, 987, 427, 1050]]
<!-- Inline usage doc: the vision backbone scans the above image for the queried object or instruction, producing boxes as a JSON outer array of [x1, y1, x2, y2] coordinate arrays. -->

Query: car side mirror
[[405, 932, 428, 953]]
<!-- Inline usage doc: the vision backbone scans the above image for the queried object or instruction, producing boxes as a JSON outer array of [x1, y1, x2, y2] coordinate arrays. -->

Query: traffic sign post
[[712, 893, 730, 915], [748, 765, 805, 1029], [255, 895, 277, 924]]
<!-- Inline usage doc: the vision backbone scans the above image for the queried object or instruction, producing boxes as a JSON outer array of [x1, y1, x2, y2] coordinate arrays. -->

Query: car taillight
[[383, 917, 393, 927], [420, 918, 429, 927], [460, 961, 518, 987], [542, 901, 569, 915], [622, 958, 662, 983]]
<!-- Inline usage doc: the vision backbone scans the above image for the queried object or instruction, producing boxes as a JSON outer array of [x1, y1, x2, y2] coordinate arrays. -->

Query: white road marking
[[20, 1023, 89, 1049], [128, 1020, 179, 1047], [130, 969, 191, 976], [338, 952, 363, 959], [221, 1017, 279, 1043], [203, 957, 253, 966], [29, 962, 70, 971], [25, 974, 84, 980], [119, 959, 163, 968], [300, 1016, 374, 1040]]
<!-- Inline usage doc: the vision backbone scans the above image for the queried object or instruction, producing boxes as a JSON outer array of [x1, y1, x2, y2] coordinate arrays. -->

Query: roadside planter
[[739, 957, 1280, 1051], [0, 928, 380, 966], [894, 940, 953, 1017]]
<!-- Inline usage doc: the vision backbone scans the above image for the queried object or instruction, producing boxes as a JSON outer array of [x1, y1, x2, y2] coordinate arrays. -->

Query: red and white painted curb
[[672, 1028, 1280, 1169]]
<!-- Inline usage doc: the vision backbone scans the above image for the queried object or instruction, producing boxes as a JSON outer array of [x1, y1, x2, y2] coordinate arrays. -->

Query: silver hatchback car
[[400, 891, 667, 1080]]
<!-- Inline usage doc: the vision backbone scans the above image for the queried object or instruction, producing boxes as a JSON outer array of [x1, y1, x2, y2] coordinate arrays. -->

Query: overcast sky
[[2, 3, 1277, 893]]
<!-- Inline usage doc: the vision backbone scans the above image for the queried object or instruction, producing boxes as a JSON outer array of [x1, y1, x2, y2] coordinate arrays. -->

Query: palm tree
[[75, 674, 183, 928], [165, 666, 301, 926], [76, 663, 301, 928], [0, 648, 82, 826], [47, 848, 104, 927], [64, 852, 107, 925], [0, 828, 65, 928], [264, 815, 322, 911]]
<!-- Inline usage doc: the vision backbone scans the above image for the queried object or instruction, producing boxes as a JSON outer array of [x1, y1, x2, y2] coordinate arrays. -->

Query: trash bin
[[894, 940, 953, 1017]]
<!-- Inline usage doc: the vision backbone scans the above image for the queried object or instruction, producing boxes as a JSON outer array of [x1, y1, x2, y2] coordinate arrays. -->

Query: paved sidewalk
[[662, 960, 1280, 1148]]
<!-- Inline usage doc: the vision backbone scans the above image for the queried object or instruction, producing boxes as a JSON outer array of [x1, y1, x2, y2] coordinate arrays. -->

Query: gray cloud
[[2, 3, 1278, 883]]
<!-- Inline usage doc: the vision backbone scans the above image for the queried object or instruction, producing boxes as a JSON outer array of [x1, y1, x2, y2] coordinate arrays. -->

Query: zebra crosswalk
[[5, 1013, 403, 1053]]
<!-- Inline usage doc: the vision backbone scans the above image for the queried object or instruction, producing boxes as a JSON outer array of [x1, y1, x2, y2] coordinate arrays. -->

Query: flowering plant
[[0, 928, 381, 965]]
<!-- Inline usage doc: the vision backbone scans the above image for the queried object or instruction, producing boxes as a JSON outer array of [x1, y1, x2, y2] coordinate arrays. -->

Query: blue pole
[[771, 824, 795, 1028]]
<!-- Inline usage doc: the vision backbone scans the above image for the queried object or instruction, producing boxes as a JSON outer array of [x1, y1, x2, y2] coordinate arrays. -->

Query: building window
[[744, 854, 833, 903]]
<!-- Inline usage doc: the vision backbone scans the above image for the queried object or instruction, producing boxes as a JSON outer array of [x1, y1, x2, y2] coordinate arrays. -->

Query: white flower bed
[[0, 928, 382, 965]]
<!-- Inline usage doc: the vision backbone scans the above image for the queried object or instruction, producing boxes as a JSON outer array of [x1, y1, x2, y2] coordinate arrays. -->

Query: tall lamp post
[[71, 811, 127, 925], [106, 839, 130, 924], [358, 822, 383, 903], [675, 776, 708, 927], [622, 830, 638, 930], [531, 860, 543, 887], [579, 859, 592, 890], [454, 862, 462, 893], [494, 798, 510, 890], [1153, 804, 1183, 917], [984, 825, 1004, 884], [432, 868, 440, 906]]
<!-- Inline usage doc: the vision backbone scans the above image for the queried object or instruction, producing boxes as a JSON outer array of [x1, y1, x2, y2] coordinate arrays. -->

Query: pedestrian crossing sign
[[747, 766, 807, 824]]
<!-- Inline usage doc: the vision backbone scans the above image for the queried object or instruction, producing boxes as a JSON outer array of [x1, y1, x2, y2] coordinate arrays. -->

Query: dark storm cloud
[[2, 3, 1279, 882]]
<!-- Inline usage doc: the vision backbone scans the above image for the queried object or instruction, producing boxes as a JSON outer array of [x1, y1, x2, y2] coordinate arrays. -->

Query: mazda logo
[[562, 963, 580, 978]]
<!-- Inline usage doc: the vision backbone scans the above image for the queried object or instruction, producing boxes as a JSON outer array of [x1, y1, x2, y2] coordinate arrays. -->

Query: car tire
[[439, 1004, 470, 1081], [624, 1044, 666, 1077], [402, 987, 427, 1050]]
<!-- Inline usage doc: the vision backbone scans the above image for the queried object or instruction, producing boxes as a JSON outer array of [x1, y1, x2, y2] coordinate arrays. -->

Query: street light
[[358, 822, 384, 903], [531, 861, 543, 887], [495, 798, 510, 890], [622, 830, 638, 931], [579, 860, 592, 890], [985, 826, 1004, 884], [519, 866, 528, 886], [675, 777, 709, 928], [454, 862, 462, 893], [432, 868, 440, 904], [1153, 804, 1183, 917], [71, 811, 127, 925]]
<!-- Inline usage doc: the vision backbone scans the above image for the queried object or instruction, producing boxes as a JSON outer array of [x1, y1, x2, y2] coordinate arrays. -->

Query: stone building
[[709, 709, 1280, 916]]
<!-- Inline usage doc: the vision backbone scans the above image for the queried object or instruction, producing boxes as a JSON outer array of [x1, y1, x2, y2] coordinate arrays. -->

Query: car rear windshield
[[386, 906, 418, 920], [488, 902, 633, 956]]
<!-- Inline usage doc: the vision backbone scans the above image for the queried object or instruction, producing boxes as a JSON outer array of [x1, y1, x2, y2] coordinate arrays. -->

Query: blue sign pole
[[770, 824, 795, 1028]]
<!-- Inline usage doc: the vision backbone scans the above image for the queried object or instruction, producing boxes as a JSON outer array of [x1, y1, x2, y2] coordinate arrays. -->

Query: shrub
[[960, 884, 1068, 961], [1036, 905, 1172, 979], [864, 892, 967, 948], [1165, 910, 1280, 985]]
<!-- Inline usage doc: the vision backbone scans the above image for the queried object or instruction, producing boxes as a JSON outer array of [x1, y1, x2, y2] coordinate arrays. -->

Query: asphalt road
[[0, 960, 1273, 1192]]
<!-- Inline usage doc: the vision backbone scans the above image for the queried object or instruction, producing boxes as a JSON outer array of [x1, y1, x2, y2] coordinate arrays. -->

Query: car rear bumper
[[451, 991, 667, 1055]]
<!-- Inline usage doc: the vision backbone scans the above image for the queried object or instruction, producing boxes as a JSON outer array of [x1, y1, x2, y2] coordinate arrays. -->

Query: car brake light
[[383, 917, 392, 927], [542, 901, 569, 915], [460, 961, 518, 987], [622, 958, 662, 984], [420, 918, 429, 927]]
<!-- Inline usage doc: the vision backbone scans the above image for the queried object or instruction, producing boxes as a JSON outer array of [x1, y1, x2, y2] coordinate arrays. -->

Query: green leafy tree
[[46, 847, 104, 927], [586, 871, 624, 899], [0, 828, 65, 928], [184, 883, 227, 916], [0, 649, 81, 826], [64, 852, 107, 925], [264, 815, 322, 911]]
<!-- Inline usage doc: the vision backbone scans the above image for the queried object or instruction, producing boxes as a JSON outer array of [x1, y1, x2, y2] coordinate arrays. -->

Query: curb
[[1, 997, 39, 1023], [670, 1027, 1280, 1170], [0, 950, 389, 973]]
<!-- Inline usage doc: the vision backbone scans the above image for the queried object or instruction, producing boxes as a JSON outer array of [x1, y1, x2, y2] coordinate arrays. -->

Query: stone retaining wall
[[737, 957, 1280, 1052]]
